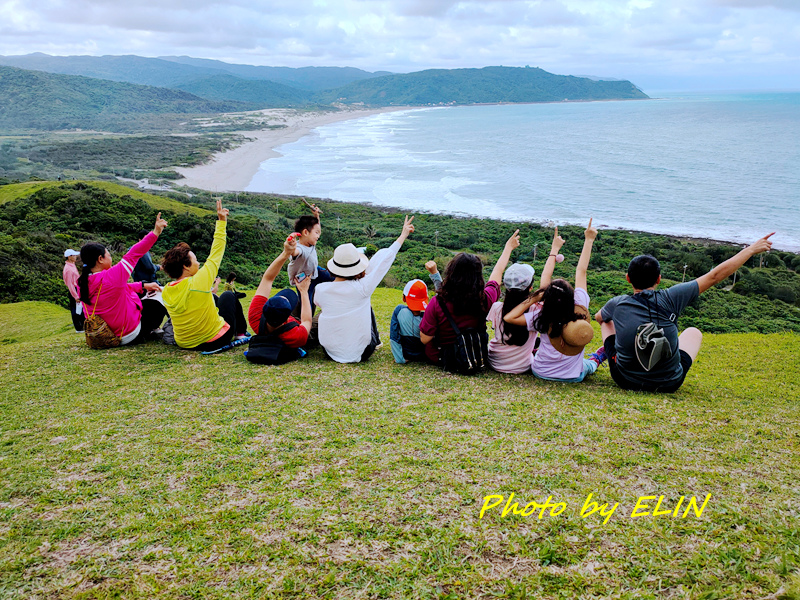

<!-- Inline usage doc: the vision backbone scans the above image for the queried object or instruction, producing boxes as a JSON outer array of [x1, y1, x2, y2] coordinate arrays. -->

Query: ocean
[[246, 92, 800, 251]]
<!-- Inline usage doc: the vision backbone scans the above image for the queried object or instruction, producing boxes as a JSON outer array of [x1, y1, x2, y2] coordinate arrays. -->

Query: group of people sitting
[[63, 199, 774, 393]]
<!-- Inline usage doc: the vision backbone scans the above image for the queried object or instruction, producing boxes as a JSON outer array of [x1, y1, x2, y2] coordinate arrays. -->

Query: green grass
[[0, 293, 798, 599], [0, 180, 211, 217]]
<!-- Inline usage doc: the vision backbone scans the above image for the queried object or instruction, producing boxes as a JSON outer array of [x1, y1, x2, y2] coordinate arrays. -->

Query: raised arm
[[112, 212, 168, 287], [695, 233, 775, 294], [488, 229, 520, 285], [503, 289, 545, 326], [575, 218, 597, 291], [296, 275, 313, 334], [255, 237, 296, 298], [194, 200, 229, 290], [539, 227, 565, 288], [361, 216, 415, 294]]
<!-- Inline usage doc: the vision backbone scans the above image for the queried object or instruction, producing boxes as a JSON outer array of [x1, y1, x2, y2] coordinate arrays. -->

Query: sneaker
[[588, 346, 607, 366], [235, 332, 251, 341], [374, 342, 384, 350]]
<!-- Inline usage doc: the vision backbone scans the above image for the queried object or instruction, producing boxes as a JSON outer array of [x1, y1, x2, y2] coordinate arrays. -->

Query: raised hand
[[748, 232, 775, 255], [216, 199, 229, 222], [153, 212, 168, 236], [401, 215, 415, 238], [551, 226, 565, 252], [284, 233, 298, 254], [303, 198, 322, 216], [425, 260, 438, 274], [584, 218, 597, 241], [505, 229, 521, 251], [296, 274, 312, 294]]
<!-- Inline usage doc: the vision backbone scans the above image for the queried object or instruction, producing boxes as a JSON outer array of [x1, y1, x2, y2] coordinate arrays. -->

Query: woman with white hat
[[504, 219, 606, 382], [314, 215, 415, 363]]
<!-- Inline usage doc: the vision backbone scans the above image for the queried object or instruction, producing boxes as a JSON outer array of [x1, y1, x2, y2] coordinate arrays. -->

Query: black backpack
[[629, 292, 677, 371], [437, 300, 488, 375], [245, 318, 304, 365]]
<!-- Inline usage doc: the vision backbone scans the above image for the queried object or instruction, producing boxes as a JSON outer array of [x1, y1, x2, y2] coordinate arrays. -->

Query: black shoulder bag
[[437, 300, 488, 375], [246, 319, 304, 365], [630, 292, 676, 371]]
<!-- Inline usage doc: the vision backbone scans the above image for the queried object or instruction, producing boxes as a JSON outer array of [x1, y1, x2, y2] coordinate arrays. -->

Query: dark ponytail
[[499, 287, 532, 346], [78, 243, 106, 304], [532, 279, 580, 339]]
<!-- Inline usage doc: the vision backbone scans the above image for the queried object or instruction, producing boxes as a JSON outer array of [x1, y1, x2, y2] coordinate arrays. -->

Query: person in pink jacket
[[77, 213, 168, 346]]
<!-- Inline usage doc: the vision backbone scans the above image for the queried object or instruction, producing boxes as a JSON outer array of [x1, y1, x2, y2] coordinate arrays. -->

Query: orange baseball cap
[[403, 279, 429, 311]]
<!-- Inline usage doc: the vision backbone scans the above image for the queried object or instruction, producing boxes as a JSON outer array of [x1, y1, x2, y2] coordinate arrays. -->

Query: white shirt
[[314, 241, 401, 363]]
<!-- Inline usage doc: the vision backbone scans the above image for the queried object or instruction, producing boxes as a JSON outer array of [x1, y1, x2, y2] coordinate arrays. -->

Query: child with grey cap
[[487, 262, 538, 373]]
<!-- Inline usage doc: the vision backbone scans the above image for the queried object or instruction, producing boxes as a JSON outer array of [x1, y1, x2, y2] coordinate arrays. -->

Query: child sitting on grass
[[504, 219, 604, 382], [486, 262, 538, 374], [389, 279, 430, 364], [288, 201, 334, 312]]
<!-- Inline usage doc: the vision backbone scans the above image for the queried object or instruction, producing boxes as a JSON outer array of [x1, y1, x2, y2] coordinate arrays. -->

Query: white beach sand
[[174, 107, 406, 192]]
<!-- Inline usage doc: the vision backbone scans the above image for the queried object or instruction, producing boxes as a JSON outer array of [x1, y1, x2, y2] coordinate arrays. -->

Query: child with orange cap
[[389, 279, 431, 363]]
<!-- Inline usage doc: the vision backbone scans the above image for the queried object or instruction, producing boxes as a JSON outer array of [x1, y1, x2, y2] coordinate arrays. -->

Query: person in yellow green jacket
[[161, 200, 248, 351]]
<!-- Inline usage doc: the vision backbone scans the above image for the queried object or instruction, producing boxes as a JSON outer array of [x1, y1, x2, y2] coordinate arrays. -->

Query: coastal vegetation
[[1, 180, 798, 335]]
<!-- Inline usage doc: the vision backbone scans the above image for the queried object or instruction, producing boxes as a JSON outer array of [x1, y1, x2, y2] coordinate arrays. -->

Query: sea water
[[246, 92, 800, 251]]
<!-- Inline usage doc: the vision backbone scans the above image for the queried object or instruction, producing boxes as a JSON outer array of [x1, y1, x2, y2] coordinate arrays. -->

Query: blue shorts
[[532, 358, 598, 383]]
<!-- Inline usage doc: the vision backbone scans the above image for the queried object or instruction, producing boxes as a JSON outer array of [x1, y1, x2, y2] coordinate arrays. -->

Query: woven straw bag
[[84, 282, 122, 349]]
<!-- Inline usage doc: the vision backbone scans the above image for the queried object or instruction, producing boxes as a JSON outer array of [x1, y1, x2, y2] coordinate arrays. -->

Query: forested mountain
[[0, 53, 390, 92], [316, 66, 648, 105], [0, 57, 650, 131], [158, 56, 392, 91], [0, 66, 247, 131], [172, 74, 311, 106]]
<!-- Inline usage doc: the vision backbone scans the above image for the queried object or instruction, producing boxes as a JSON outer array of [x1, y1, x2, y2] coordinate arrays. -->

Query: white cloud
[[0, 0, 797, 90]]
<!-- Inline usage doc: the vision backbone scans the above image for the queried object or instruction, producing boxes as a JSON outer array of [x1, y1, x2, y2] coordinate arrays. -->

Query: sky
[[1, 0, 798, 93]]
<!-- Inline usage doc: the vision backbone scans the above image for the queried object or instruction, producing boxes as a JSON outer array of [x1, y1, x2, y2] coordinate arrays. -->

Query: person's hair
[[499, 287, 532, 346], [137, 228, 150, 240], [339, 271, 366, 281], [77, 243, 106, 304], [226, 272, 236, 283], [628, 254, 661, 289], [438, 253, 488, 316], [532, 279, 581, 339], [161, 243, 193, 279], [294, 215, 319, 235]]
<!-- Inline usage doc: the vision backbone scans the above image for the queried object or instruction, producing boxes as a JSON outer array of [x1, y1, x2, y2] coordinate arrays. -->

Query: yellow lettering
[[652, 495, 673, 517], [521, 502, 540, 517], [501, 492, 525, 518], [672, 496, 685, 517], [631, 496, 656, 518], [479, 495, 504, 519], [682, 494, 711, 519], [580, 493, 618, 524]]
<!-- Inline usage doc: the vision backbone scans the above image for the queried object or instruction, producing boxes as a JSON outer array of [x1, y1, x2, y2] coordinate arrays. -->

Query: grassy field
[[0, 294, 798, 599]]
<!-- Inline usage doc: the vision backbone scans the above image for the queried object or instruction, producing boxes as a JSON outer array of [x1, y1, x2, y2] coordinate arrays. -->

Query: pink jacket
[[81, 233, 157, 337], [63, 262, 80, 301]]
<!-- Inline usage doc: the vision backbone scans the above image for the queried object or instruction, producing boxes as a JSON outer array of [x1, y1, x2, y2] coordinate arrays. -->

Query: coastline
[[174, 107, 412, 192]]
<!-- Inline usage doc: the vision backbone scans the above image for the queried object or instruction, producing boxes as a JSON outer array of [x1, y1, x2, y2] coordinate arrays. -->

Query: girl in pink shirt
[[78, 213, 168, 346]]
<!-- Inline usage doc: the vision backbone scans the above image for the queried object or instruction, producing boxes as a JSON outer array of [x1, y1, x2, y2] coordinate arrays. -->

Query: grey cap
[[503, 263, 535, 290]]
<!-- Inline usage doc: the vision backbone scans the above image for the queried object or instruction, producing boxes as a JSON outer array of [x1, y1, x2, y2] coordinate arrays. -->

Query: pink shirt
[[63, 262, 80, 301], [526, 287, 591, 380], [487, 302, 537, 374], [81, 233, 157, 338]]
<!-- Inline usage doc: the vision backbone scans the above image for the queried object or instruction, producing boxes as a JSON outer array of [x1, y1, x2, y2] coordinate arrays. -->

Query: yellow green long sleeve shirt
[[163, 220, 227, 348]]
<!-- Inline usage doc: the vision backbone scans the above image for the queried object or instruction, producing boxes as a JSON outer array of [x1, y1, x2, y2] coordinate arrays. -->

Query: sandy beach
[[174, 107, 408, 192]]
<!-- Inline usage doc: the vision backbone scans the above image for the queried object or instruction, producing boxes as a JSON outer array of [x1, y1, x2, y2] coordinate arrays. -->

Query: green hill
[[172, 74, 311, 106], [0, 65, 250, 132], [0, 294, 798, 598], [316, 66, 649, 105], [159, 56, 393, 91]]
